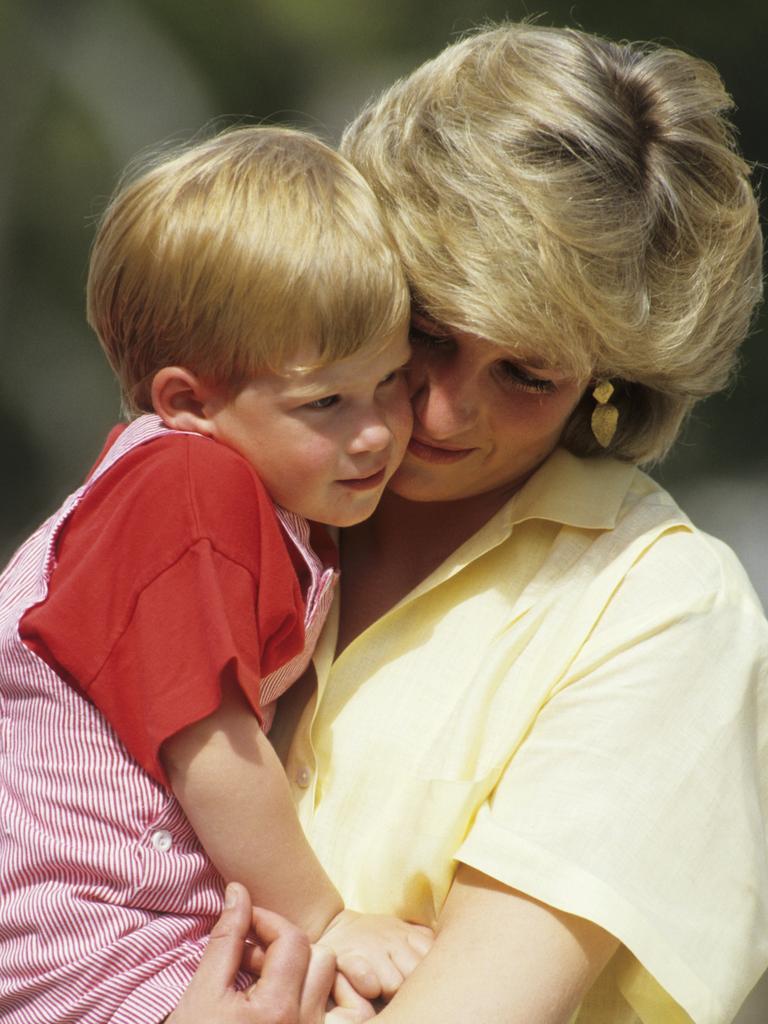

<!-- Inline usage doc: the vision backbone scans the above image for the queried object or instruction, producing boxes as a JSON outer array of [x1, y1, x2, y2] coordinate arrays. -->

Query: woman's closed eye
[[495, 360, 556, 394], [409, 325, 453, 351]]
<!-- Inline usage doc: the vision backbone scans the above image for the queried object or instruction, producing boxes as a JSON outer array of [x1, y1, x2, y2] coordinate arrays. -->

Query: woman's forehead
[[410, 310, 585, 381]]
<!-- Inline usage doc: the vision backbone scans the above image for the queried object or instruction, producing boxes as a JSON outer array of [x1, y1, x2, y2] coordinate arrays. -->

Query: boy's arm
[[161, 677, 343, 942]]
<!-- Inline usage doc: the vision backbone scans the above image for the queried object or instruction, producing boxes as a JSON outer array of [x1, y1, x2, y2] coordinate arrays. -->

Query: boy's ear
[[150, 367, 221, 436]]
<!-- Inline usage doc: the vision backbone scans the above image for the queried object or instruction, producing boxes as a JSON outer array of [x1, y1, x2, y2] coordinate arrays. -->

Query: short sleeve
[[82, 540, 268, 784], [20, 432, 307, 787], [456, 529, 768, 1024]]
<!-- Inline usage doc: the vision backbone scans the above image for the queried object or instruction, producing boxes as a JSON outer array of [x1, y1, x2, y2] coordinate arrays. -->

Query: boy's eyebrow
[[276, 361, 353, 398], [279, 378, 337, 399], [276, 339, 412, 399]]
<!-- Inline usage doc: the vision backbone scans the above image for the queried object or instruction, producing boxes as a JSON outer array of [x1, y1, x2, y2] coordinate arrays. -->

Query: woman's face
[[388, 313, 587, 505]]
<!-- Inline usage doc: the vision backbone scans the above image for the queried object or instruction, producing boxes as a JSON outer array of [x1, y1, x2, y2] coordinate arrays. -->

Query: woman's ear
[[150, 367, 221, 436]]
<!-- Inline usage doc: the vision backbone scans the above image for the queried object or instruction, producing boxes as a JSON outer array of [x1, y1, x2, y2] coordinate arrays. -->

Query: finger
[[335, 954, 382, 1000], [330, 972, 376, 1021], [246, 906, 311, 1015], [371, 958, 404, 1001], [337, 952, 404, 1001], [188, 882, 253, 996], [324, 1008, 377, 1023], [241, 940, 266, 976], [298, 944, 336, 1024], [387, 940, 423, 980], [405, 924, 435, 957]]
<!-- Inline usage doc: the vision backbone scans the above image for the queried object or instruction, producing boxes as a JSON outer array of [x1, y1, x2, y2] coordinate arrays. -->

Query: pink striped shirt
[[0, 416, 336, 1024]]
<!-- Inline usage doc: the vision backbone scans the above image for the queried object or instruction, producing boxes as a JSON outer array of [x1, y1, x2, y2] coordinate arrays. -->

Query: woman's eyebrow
[[411, 311, 449, 334]]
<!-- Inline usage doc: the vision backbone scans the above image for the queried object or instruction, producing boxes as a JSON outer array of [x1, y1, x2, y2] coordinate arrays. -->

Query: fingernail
[[224, 884, 237, 908]]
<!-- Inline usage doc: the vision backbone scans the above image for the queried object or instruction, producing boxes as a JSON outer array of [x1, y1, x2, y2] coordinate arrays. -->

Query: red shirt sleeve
[[20, 431, 306, 787]]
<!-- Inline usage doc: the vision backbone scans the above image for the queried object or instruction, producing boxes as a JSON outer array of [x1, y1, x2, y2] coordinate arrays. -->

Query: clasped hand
[[169, 883, 433, 1024]]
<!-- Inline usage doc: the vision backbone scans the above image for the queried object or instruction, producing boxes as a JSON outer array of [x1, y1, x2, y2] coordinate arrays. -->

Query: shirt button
[[151, 829, 173, 852], [295, 765, 312, 788]]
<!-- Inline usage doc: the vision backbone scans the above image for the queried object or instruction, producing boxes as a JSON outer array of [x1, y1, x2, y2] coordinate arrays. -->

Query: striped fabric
[[0, 416, 337, 1024], [259, 504, 337, 731]]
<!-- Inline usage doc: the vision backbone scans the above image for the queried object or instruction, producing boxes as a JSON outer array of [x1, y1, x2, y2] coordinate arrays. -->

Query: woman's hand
[[168, 882, 337, 1024], [320, 909, 434, 1001]]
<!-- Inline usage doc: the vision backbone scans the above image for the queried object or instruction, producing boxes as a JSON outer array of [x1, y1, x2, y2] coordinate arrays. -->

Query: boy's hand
[[319, 909, 434, 1001]]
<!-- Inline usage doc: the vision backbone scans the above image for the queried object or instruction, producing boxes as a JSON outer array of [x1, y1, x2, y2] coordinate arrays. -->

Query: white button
[[151, 829, 173, 852], [295, 765, 311, 788]]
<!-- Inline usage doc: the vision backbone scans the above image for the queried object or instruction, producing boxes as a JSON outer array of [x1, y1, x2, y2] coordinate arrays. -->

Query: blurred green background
[[2, 0, 766, 589], [0, 1, 766, 1018]]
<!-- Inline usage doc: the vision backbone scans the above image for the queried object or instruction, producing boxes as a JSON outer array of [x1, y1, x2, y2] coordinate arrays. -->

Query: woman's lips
[[337, 467, 387, 490], [407, 437, 475, 463]]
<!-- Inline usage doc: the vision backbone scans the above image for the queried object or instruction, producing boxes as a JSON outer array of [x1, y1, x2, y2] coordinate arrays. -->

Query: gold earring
[[591, 379, 618, 448]]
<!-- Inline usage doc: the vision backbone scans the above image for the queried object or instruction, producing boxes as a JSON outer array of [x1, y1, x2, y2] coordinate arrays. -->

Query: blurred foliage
[[1, 0, 766, 562]]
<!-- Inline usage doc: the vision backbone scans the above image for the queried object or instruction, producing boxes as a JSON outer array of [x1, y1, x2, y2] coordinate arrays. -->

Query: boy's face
[[207, 326, 413, 526]]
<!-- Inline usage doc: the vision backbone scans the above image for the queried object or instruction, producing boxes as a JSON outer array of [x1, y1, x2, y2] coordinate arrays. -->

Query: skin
[[399, 314, 585, 500], [333, 316, 621, 1023], [168, 882, 373, 1024], [151, 326, 413, 528], [337, 315, 588, 647]]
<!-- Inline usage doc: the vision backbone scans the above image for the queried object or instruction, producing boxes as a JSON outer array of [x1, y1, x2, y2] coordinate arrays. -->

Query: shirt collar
[[500, 447, 636, 532], [390, 448, 639, 610]]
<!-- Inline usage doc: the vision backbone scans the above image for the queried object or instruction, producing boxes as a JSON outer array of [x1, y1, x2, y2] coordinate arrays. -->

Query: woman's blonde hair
[[342, 23, 763, 462], [87, 125, 410, 415]]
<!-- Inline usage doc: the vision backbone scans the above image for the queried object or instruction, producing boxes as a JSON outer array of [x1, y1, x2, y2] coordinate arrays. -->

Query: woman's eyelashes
[[409, 324, 451, 350], [495, 360, 556, 394]]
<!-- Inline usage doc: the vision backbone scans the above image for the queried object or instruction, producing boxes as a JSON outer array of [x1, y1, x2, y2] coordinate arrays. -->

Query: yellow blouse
[[274, 449, 768, 1024]]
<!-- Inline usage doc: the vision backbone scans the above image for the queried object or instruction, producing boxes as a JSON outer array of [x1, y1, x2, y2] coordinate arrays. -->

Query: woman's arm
[[374, 865, 619, 1024]]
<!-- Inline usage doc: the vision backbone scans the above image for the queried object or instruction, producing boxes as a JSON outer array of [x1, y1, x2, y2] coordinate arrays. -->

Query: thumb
[[190, 882, 253, 994], [325, 973, 376, 1022]]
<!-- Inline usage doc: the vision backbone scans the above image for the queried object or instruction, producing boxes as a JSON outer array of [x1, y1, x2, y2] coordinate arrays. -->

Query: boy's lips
[[336, 467, 388, 490], [407, 436, 475, 464]]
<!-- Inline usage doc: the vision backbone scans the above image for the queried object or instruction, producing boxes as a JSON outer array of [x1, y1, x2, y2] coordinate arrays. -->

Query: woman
[[269, 21, 767, 1024]]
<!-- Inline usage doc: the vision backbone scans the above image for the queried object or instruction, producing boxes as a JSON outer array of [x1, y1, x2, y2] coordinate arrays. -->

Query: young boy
[[0, 127, 427, 1024]]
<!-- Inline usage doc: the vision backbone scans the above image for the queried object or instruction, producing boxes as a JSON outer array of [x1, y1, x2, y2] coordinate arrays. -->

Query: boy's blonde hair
[[341, 23, 763, 463], [87, 126, 410, 415]]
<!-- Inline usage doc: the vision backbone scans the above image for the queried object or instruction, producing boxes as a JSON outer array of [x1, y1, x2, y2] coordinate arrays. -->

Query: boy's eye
[[305, 394, 340, 410], [496, 361, 555, 394]]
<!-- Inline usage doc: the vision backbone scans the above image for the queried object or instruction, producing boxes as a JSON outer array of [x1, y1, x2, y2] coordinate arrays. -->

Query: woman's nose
[[409, 363, 479, 439]]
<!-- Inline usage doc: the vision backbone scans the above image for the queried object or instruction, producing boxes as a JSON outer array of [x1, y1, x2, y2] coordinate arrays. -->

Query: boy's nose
[[348, 415, 393, 455]]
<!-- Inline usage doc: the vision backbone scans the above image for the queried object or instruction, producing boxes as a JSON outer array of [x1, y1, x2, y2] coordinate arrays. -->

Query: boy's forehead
[[275, 332, 411, 394]]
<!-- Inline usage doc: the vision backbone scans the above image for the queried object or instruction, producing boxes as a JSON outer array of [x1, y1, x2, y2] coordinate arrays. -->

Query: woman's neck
[[336, 487, 511, 653]]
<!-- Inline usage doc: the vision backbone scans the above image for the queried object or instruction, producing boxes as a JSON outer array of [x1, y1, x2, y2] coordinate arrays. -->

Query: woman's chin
[[383, 464, 451, 503]]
